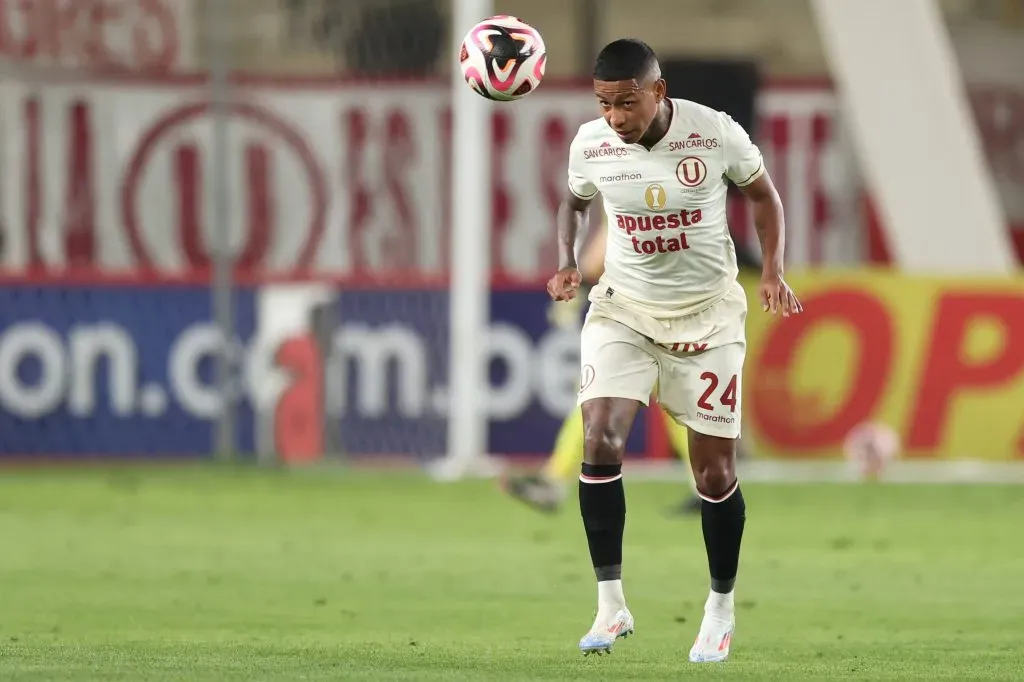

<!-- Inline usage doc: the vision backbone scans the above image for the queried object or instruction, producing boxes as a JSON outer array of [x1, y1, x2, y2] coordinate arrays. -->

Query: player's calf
[[577, 398, 639, 655], [688, 432, 745, 663], [578, 461, 626, 607], [689, 481, 744, 663], [577, 460, 633, 655]]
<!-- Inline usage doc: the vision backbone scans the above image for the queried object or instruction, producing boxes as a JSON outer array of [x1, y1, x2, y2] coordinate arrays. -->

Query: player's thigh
[[657, 342, 745, 492], [657, 341, 744, 438], [578, 313, 659, 408], [578, 314, 657, 466]]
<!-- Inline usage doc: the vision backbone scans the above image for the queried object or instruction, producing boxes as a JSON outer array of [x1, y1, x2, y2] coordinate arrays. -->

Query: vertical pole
[[206, 0, 235, 460], [446, 0, 493, 476], [578, 0, 601, 76]]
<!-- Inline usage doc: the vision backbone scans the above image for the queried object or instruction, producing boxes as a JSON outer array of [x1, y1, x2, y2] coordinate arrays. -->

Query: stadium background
[[1, 3, 1024, 679], [1, 0, 1021, 468]]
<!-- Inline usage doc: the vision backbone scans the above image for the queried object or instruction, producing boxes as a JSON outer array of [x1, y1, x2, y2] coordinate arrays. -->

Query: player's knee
[[691, 434, 737, 497], [583, 425, 626, 466], [694, 465, 735, 499]]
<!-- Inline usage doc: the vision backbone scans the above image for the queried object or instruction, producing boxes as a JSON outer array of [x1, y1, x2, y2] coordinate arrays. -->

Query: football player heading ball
[[546, 38, 801, 661]]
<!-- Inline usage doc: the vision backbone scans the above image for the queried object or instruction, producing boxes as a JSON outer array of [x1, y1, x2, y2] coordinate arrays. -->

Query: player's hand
[[546, 267, 583, 302], [759, 270, 803, 317]]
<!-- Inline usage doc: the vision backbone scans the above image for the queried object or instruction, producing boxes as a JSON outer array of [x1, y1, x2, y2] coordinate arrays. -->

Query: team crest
[[676, 156, 707, 187], [579, 364, 596, 392], [644, 184, 667, 210]]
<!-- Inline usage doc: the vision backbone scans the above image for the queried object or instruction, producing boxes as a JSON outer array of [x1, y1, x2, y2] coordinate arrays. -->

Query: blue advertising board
[[0, 284, 649, 458]]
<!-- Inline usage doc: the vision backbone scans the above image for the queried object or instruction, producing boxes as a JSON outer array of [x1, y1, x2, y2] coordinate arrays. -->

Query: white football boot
[[688, 592, 735, 663], [578, 607, 634, 656]]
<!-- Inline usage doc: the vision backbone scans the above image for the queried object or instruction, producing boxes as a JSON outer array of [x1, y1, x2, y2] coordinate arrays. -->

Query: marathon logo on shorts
[[697, 412, 737, 425], [584, 141, 630, 159]]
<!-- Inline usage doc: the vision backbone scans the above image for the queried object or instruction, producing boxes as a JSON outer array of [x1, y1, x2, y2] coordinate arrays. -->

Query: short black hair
[[592, 39, 659, 82]]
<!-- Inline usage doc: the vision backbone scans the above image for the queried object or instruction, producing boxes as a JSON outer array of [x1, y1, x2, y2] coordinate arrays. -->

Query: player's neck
[[637, 100, 673, 150]]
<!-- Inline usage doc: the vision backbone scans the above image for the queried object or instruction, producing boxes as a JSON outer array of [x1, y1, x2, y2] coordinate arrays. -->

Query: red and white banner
[[0, 77, 854, 281], [0, 0, 192, 72]]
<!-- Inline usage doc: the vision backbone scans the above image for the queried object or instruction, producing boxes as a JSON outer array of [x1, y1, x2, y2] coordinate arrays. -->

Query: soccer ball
[[459, 15, 546, 101]]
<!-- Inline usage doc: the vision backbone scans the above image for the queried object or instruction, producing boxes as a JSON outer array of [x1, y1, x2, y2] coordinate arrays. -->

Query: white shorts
[[577, 281, 747, 439]]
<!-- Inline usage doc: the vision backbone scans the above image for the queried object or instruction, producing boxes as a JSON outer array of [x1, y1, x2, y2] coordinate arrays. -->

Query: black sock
[[700, 481, 746, 593], [579, 463, 625, 581]]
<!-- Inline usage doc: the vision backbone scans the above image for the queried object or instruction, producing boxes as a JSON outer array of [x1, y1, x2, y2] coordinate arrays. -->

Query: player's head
[[592, 39, 666, 144]]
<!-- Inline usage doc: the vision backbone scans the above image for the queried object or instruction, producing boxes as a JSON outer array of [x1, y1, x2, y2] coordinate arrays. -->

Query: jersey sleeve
[[720, 112, 764, 187], [567, 131, 598, 200]]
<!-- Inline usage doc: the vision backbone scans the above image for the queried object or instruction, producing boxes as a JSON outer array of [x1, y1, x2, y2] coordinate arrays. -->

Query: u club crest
[[676, 156, 707, 188]]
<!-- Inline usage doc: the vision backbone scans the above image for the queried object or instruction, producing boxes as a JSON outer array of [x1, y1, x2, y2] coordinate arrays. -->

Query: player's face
[[594, 79, 663, 144]]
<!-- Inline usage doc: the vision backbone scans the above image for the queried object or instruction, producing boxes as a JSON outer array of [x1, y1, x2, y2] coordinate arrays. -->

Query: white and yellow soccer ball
[[459, 15, 546, 101]]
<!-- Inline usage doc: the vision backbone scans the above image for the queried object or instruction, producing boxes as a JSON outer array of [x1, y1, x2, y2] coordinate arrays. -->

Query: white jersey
[[567, 98, 764, 319]]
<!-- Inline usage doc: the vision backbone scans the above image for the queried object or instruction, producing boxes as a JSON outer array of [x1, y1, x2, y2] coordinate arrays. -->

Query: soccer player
[[546, 39, 801, 662], [504, 225, 702, 516]]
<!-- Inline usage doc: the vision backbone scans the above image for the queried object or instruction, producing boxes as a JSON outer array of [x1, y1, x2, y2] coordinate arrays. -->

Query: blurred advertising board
[[1, 77, 1019, 460], [0, 77, 845, 459], [0, 280, 644, 459], [1, 274, 1020, 461], [742, 271, 1024, 460], [0, 77, 845, 277], [0, 0, 193, 71]]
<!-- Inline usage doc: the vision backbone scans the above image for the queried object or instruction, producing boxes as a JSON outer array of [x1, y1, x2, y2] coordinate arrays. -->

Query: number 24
[[698, 372, 738, 412]]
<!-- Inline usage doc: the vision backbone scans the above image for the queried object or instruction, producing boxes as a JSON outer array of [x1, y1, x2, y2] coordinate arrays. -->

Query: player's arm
[[547, 211, 605, 329], [738, 173, 784, 278], [548, 133, 597, 302], [558, 191, 593, 273], [547, 190, 591, 302], [739, 171, 801, 316], [547, 193, 599, 328], [722, 113, 802, 316]]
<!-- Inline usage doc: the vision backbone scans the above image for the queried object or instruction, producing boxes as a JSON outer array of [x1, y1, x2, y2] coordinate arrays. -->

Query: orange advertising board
[[743, 271, 1024, 459]]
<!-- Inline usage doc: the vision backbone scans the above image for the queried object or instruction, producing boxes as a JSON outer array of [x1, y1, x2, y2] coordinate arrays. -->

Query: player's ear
[[653, 78, 667, 102]]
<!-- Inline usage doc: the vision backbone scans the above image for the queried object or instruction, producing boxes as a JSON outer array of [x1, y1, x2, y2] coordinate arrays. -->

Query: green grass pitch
[[1, 464, 1023, 680]]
